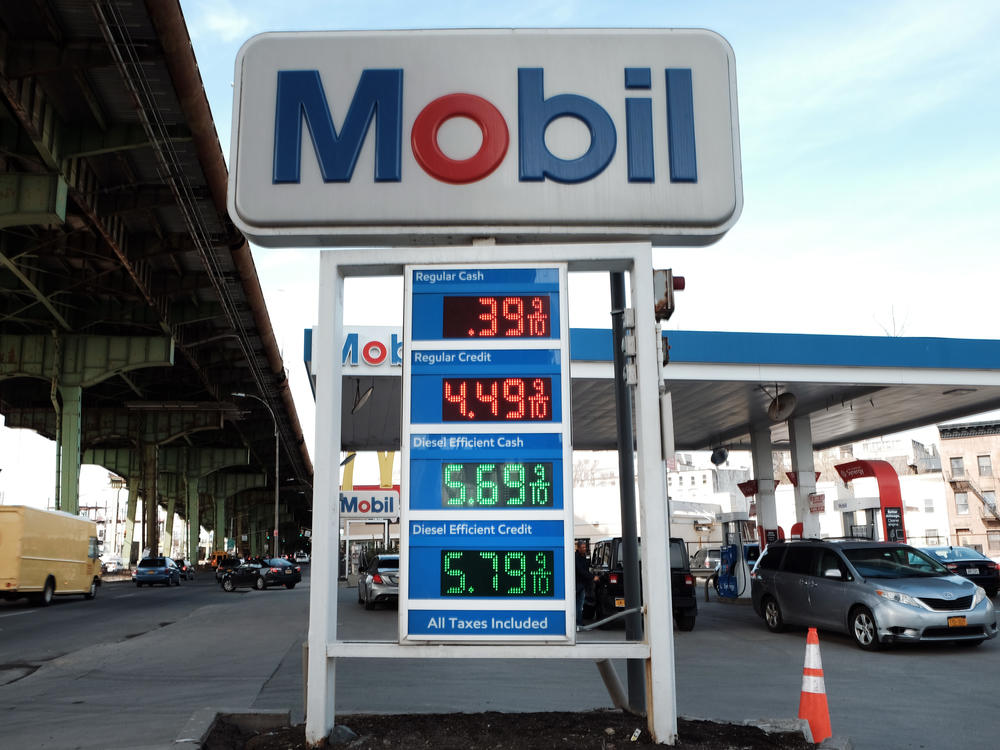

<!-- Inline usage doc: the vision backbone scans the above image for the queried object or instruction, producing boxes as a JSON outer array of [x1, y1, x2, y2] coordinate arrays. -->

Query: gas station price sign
[[402, 264, 573, 642]]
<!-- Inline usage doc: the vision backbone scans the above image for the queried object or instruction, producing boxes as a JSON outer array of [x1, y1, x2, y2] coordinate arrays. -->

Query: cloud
[[191, 3, 253, 43]]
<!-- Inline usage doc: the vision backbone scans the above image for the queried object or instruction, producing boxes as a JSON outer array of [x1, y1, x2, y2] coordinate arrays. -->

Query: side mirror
[[823, 569, 842, 580]]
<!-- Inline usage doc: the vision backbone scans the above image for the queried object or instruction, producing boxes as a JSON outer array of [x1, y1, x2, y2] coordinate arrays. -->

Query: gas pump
[[716, 511, 753, 599]]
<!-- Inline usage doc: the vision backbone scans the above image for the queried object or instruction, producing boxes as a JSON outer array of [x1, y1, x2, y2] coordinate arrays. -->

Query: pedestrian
[[575, 541, 593, 631]]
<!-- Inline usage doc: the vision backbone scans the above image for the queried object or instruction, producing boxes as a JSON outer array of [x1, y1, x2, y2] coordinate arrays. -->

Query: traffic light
[[653, 269, 685, 321]]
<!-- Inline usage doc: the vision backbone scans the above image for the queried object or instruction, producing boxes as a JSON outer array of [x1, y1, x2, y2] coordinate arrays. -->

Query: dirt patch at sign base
[[203, 710, 817, 749]]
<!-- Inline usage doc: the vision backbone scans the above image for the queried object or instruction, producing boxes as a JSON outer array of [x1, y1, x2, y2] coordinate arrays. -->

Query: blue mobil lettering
[[272, 68, 696, 186], [340, 494, 396, 515], [343, 332, 403, 367]]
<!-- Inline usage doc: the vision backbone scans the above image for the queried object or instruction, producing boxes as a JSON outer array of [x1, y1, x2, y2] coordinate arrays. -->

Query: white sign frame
[[307, 243, 675, 745]]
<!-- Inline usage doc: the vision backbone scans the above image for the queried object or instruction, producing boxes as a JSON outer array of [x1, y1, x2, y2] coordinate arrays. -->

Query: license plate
[[947, 616, 967, 627], [284, 569, 291, 574], [965, 567, 980, 575], [615, 597, 625, 608]]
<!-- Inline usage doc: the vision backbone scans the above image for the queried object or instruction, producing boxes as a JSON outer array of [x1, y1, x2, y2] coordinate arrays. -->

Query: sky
[[2, 0, 1000, 508]]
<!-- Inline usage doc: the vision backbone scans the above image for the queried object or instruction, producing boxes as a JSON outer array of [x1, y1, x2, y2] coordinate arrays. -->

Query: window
[[817, 550, 846, 580], [925, 529, 940, 545], [984, 491, 997, 508], [924, 498, 934, 513], [950, 457, 964, 477], [978, 455, 992, 477], [782, 546, 815, 575], [956, 492, 969, 514], [702, 475, 708, 484], [757, 547, 783, 571], [988, 531, 1000, 551]]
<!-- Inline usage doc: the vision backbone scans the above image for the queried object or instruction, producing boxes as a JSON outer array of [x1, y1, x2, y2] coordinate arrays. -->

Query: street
[[1, 567, 997, 749]]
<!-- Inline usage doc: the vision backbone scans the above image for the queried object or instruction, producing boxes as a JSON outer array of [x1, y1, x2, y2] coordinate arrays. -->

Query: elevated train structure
[[0, 1, 312, 562]]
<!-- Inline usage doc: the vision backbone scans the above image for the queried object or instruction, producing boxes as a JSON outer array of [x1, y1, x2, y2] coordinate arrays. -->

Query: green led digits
[[441, 461, 554, 507], [440, 550, 555, 597]]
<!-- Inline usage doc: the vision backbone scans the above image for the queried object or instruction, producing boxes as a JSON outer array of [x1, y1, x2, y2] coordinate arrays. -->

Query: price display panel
[[409, 433, 564, 511], [402, 264, 573, 643]]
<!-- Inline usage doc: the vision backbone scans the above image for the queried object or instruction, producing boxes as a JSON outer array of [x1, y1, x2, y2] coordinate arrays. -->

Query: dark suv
[[586, 537, 697, 631]]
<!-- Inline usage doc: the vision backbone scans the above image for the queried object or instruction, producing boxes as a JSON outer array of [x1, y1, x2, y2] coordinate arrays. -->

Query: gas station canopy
[[310, 328, 1000, 453]]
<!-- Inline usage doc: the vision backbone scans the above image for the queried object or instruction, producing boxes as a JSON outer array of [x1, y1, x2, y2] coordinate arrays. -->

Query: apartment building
[[938, 421, 1000, 557]]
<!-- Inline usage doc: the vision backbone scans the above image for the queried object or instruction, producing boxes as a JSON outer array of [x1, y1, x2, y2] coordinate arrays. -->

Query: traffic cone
[[798, 627, 832, 744]]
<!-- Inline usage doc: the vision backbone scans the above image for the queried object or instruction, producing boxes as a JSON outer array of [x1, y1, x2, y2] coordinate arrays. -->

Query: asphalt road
[[1, 568, 997, 749]]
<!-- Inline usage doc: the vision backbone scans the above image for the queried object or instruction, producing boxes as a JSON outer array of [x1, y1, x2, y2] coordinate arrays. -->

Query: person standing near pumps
[[575, 541, 595, 631]]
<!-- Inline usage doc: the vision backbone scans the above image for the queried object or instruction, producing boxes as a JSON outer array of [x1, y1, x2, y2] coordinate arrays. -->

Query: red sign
[[808, 492, 826, 514], [737, 480, 758, 497], [786, 471, 821, 487]]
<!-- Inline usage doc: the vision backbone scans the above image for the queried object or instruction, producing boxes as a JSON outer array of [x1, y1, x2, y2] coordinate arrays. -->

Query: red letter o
[[362, 341, 387, 365], [411, 94, 509, 184]]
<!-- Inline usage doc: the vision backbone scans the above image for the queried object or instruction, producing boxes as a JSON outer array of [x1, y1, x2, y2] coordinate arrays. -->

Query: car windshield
[[926, 547, 987, 562], [138, 558, 165, 567], [267, 558, 291, 567], [843, 546, 950, 578], [376, 557, 399, 570]]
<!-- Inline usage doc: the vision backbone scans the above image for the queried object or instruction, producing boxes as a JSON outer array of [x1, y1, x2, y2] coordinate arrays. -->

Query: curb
[[173, 708, 291, 748], [684, 716, 852, 749]]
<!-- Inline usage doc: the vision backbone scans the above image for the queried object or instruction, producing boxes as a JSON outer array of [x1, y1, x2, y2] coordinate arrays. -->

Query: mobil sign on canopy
[[229, 29, 742, 247]]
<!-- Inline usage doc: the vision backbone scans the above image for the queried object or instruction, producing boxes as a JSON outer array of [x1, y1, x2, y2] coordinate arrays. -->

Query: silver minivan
[[751, 539, 998, 650]]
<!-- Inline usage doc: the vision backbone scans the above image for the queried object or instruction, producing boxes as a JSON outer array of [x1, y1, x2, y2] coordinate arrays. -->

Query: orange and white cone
[[798, 627, 832, 744]]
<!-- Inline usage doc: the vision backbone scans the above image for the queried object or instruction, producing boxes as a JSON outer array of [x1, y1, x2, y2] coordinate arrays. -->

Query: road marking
[[0, 610, 34, 619], [113, 593, 137, 599]]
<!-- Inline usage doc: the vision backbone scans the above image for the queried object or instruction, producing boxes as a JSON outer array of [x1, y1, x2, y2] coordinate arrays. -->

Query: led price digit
[[442, 461, 554, 507], [442, 377, 551, 421], [442, 296, 551, 339], [441, 550, 555, 597]]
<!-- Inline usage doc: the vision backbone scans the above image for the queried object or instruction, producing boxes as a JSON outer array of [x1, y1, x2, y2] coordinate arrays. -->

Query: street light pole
[[232, 392, 280, 558]]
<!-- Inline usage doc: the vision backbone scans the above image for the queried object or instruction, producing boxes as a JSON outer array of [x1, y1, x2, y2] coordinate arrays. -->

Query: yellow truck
[[0, 505, 102, 606]]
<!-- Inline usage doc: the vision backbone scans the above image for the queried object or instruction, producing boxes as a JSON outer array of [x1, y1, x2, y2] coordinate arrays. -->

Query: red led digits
[[527, 296, 547, 336], [528, 377, 549, 419], [502, 378, 525, 419], [443, 379, 468, 417], [442, 296, 551, 338], [502, 297, 524, 336], [477, 296, 497, 337], [442, 377, 552, 421], [476, 379, 499, 417]]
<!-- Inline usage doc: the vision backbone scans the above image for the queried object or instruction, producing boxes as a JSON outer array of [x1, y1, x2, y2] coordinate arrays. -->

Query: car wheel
[[222, 577, 236, 592], [358, 586, 364, 604], [675, 612, 696, 632], [850, 606, 881, 651], [255, 576, 266, 591], [763, 596, 784, 633], [84, 578, 98, 600], [34, 578, 55, 607], [285, 583, 296, 589]]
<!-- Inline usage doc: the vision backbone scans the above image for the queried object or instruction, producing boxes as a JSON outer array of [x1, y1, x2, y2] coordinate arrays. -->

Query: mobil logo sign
[[340, 486, 400, 519], [342, 326, 403, 372], [229, 29, 741, 247]]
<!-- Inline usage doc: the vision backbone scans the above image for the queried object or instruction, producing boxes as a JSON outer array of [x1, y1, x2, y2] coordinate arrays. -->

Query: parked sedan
[[751, 539, 998, 649], [220, 558, 302, 591], [358, 554, 399, 610], [922, 546, 999, 598], [133, 556, 181, 587]]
